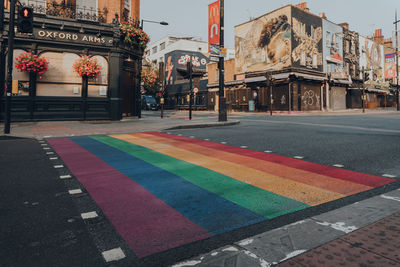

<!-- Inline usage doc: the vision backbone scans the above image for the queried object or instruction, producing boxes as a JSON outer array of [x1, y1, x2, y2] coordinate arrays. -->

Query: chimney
[[295, 2, 309, 12], [339, 23, 349, 30]]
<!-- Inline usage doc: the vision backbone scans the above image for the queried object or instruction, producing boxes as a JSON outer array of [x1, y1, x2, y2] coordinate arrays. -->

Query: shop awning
[[244, 72, 326, 83]]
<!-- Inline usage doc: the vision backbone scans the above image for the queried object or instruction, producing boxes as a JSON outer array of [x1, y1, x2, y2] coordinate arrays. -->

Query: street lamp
[[138, 19, 168, 119], [140, 19, 168, 29]]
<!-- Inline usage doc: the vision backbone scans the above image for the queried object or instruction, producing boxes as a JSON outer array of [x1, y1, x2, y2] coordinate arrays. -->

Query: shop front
[[0, 11, 143, 122]]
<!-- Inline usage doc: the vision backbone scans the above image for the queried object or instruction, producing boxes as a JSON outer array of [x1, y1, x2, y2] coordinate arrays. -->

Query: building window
[[300, 51, 306, 66], [346, 62, 350, 74], [160, 42, 166, 50], [311, 26, 315, 41], [152, 46, 158, 54], [198, 47, 202, 51], [345, 40, 350, 53], [326, 32, 331, 47]]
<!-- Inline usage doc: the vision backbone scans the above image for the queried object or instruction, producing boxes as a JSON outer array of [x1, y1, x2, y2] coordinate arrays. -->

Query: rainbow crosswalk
[[47, 133, 395, 258]]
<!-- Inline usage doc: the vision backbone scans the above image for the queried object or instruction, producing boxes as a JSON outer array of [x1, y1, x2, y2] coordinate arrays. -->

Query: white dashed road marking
[[382, 174, 397, 178], [43, 147, 51, 150], [240, 146, 248, 149], [333, 164, 344, 168], [60, 175, 72, 179], [50, 157, 58, 160], [221, 142, 227, 144], [54, 165, 64, 169], [68, 189, 83, 195], [294, 156, 304, 159], [46, 152, 54, 155], [264, 150, 272, 153], [81, 211, 98, 220], [102, 248, 126, 262]]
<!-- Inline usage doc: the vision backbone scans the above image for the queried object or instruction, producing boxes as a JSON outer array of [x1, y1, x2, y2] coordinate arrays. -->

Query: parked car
[[141, 95, 159, 110]]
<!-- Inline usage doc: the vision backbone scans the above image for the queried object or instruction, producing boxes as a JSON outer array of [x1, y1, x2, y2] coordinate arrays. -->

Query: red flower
[[73, 56, 102, 78], [14, 51, 49, 77]]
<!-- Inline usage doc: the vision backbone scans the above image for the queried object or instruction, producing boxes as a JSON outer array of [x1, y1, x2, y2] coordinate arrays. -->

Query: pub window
[[345, 40, 350, 53], [36, 52, 82, 97], [5, 49, 30, 96], [152, 46, 158, 54], [88, 55, 109, 97]]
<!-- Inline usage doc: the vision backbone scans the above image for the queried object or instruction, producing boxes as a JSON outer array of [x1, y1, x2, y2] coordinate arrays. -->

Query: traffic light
[[17, 6, 34, 33]]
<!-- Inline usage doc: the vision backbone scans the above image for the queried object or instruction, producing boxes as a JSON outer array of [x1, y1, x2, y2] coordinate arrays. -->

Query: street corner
[[42, 131, 397, 265]]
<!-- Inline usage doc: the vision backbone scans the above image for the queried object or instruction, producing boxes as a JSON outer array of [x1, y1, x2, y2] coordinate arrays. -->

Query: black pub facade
[[0, 7, 143, 122]]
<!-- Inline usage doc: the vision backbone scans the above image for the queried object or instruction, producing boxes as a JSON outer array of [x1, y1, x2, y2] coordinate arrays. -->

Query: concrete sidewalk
[[1, 108, 399, 138], [173, 187, 400, 267], [0, 112, 238, 138]]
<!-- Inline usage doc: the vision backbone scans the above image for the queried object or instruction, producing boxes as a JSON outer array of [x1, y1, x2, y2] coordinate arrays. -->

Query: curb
[[164, 120, 240, 130]]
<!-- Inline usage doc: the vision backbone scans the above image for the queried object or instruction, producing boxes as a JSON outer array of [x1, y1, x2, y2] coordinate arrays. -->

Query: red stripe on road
[[47, 138, 211, 258], [149, 132, 395, 188]]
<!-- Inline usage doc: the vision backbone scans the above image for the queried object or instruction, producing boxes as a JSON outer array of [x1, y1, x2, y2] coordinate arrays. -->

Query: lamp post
[[218, 0, 227, 121], [140, 19, 168, 29], [138, 19, 168, 119], [394, 11, 400, 111]]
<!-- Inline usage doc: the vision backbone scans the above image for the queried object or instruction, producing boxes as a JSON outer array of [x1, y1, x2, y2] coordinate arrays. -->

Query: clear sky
[[141, 0, 400, 48]]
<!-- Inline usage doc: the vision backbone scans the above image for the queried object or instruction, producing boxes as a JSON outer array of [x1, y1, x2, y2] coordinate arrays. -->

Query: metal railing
[[19, 0, 109, 23]]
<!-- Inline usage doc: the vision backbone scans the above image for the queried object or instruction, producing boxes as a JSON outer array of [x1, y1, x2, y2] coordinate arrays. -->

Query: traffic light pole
[[0, 0, 4, 118], [188, 56, 193, 120], [218, 0, 227, 122], [4, 0, 17, 134]]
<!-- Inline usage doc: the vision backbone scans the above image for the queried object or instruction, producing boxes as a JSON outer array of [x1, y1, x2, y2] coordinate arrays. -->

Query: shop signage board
[[33, 29, 114, 46]]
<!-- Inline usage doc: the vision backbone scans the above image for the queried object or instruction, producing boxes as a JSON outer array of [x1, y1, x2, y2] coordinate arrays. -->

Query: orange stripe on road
[[142, 132, 372, 196], [111, 134, 345, 206]]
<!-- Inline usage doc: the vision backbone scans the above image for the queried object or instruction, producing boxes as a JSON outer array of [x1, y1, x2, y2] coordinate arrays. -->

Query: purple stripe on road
[[47, 138, 211, 258]]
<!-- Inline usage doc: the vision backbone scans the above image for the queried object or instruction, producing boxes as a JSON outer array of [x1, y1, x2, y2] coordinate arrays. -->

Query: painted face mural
[[258, 15, 291, 65], [235, 7, 291, 73]]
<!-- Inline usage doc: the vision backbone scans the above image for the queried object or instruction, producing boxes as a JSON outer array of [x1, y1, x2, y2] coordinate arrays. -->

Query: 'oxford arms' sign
[[32, 29, 114, 46]]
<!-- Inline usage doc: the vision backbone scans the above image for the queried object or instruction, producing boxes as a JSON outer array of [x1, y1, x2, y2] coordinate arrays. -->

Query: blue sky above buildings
[[141, 0, 399, 48]]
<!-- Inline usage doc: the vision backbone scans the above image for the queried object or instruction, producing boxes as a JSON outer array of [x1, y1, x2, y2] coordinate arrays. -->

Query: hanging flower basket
[[15, 51, 49, 78], [72, 56, 102, 78], [120, 22, 150, 50], [141, 69, 158, 88]]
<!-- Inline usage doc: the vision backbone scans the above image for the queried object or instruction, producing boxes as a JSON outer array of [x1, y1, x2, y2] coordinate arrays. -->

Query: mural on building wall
[[359, 36, 384, 84], [322, 20, 343, 74], [235, 6, 291, 73], [342, 29, 360, 79], [384, 53, 396, 80], [164, 50, 209, 86], [291, 7, 323, 71]]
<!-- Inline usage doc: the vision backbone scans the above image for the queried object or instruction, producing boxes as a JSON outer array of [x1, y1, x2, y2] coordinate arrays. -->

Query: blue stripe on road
[[70, 136, 266, 235]]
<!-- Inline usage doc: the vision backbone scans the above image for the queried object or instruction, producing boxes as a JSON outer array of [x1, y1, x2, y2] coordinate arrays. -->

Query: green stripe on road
[[92, 135, 309, 218]]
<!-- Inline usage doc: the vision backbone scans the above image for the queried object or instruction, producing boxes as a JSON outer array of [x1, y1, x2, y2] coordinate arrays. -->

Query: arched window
[[36, 52, 82, 97], [88, 55, 109, 97]]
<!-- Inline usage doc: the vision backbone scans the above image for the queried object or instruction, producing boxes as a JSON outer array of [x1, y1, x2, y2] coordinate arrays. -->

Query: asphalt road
[[167, 114, 400, 178]]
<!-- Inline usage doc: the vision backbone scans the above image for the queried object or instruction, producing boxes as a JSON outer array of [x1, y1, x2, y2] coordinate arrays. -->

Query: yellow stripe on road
[[111, 134, 345, 206]]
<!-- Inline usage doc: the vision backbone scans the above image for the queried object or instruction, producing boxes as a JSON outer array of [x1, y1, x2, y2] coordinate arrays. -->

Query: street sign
[[210, 56, 220, 62], [210, 44, 220, 56], [193, 87, 199, 93], [219, 47, 227, 55]]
